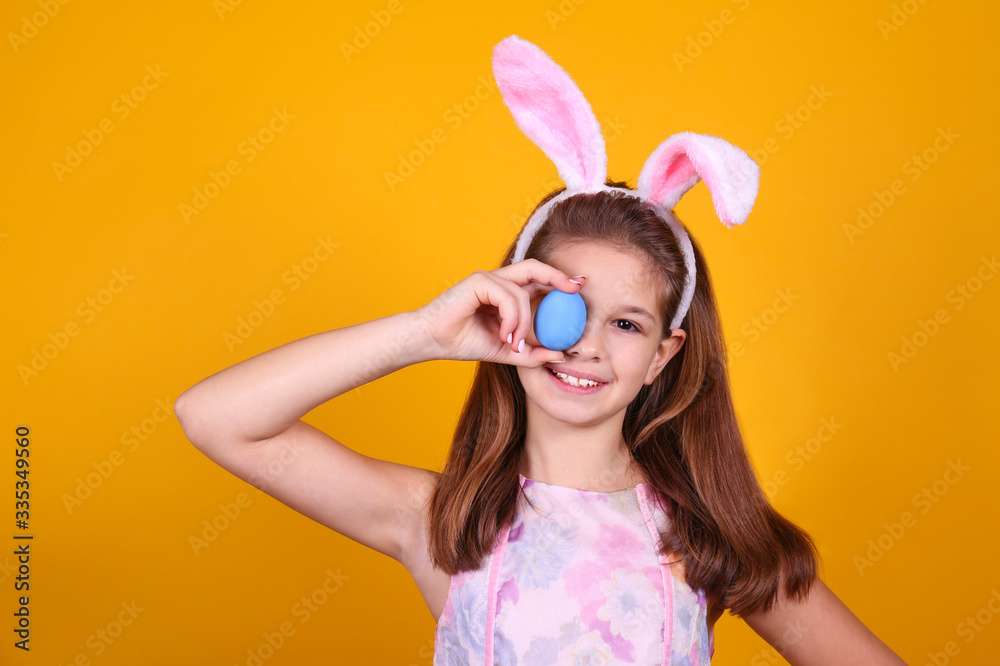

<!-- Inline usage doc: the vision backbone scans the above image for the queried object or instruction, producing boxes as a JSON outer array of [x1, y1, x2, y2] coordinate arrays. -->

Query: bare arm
[[177, 310, 437, 447], [742, 576, 906, 665], [175, 260, 580, 566], [175, 310, 442, 562]]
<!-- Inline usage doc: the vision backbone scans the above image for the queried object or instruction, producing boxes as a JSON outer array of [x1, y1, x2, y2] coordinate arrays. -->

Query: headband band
[[493, 35, 759, 331], [514, 186, 697, 330]]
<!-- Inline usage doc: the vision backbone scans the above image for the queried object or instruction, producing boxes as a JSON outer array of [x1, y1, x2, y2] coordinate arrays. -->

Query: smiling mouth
[[547, 367, 605, 388]]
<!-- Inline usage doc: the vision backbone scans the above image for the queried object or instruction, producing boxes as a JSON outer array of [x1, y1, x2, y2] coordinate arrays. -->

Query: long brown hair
[[427, 182, 819, 617]]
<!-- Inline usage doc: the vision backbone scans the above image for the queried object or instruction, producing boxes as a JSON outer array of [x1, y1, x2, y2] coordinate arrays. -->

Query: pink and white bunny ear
[[637, 131, 760, 228], [492, 35, 607, 192]]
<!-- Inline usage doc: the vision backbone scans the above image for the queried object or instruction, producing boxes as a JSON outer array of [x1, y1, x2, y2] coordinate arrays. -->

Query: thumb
[[519, 343, 566, 367]]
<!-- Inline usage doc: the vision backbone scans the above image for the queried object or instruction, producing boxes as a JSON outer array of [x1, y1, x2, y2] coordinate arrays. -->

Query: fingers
[[490, 259, 587, 354], [494, 258, 585, 295], [478, 270, 532, 354], [468, 271, 521, 354], [524, 343, 567, 366], [495, 338, 567, 367]]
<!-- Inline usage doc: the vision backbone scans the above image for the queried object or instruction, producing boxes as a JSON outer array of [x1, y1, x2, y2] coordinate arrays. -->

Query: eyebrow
[[614, 304, 657, 323]]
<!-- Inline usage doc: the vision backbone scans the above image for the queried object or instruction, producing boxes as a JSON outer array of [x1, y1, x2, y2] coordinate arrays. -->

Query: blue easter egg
[[534, 289, 587, 351]]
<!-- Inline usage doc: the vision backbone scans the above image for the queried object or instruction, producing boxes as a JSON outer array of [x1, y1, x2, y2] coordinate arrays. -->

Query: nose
[[564, 318, 603, 359]]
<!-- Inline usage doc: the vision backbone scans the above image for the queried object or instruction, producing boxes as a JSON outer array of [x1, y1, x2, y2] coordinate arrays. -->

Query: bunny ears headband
[[492, 36, 760, 330]]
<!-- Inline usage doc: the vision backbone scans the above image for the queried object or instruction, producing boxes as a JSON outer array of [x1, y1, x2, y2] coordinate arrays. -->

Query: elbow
[[175, 388, 211, 451], [175, 387, 249, 453]]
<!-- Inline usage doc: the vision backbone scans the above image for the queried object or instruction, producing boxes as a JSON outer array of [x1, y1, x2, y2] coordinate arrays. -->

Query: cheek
[[516, 363, 546, 395], [621, 348, 653, 378]]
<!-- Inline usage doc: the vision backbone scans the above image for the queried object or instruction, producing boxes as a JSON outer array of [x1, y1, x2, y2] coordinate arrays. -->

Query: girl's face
[[516, 241, 685, 429]]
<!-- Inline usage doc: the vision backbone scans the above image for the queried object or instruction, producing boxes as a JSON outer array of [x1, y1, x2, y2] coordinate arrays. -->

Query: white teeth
[[552, 370, 600, 387]]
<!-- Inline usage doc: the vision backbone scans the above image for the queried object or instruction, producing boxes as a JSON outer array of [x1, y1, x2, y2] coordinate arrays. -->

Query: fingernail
[[568, 278, 583, 285], [507, 332, 513, 344], [571, 275, 587, 280], [549, 358, 565, 363], [517, 339, 525, 353]]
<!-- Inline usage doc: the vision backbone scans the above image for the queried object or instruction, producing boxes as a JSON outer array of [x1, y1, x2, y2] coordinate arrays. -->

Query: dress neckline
[[517, 472, 647, 495]]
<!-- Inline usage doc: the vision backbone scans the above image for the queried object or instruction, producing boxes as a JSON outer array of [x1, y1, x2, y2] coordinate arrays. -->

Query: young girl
[[176, 37, 905, 665]]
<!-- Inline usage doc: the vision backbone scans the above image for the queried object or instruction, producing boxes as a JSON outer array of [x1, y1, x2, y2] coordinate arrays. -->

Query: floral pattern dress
[[433, 473, 715, 665]]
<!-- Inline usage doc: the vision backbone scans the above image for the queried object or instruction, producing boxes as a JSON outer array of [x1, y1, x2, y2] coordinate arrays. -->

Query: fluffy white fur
[[638, 132, 759, 228], [492, 35, 607, 192]]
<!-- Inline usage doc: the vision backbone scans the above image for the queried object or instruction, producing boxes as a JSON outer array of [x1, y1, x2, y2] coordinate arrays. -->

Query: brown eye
[[614, 320, 639, 332]]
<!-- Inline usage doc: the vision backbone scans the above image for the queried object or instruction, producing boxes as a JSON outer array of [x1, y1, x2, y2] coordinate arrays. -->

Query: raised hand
[[417, 259, 584, 366]]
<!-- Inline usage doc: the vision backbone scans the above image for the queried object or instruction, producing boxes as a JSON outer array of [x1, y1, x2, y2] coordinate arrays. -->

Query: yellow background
[[3, 0, 998, 663]]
